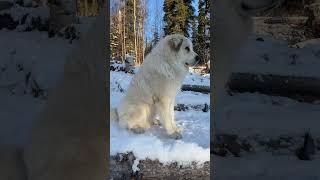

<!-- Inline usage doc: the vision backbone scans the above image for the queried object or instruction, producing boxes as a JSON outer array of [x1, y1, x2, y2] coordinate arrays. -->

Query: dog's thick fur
[[212, 0, 284, 130], [111, 34, 199, 139]]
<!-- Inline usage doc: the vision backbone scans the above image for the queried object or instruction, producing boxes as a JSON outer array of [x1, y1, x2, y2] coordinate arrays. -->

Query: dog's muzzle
[[185, 55, 201, 67], [195, 55, 200, 63], [192, 55, 201, 66]]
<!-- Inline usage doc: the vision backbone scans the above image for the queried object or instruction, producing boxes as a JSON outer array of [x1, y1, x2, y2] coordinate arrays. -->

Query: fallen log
[[174, 103, 210, 112], [137, 159, 210, 180], [110, 153, 210, 180], [228, 72, 320, 102], [181, 84, 210, 94]]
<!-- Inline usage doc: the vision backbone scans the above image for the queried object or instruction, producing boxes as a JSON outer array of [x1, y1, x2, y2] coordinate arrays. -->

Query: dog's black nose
[[195, 55, 200, 62]]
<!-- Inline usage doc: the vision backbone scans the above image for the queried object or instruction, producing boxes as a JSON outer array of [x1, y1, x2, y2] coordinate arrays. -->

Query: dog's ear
[[168, 37, 183, 52]]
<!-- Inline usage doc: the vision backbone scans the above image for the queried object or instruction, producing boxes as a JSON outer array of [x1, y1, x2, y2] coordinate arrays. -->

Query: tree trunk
[[84, 0, 88, 16], [228, 72, 320, 102], [93, 0, 98, 16], [142, 20, 145, 62], [123, 4, 126, 62], [118, 9, 124, 62], [181, 84, 210, 94], [133, 0, 138, 65]]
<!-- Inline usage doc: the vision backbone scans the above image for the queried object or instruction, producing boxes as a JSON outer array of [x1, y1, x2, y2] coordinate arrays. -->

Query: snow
[[215, 34, 320, 137], [216, 92, 320, 136], [234, 35, 320, 78], [110, 71, 210, 169], [214, 154, 320, 180], [0, 31, 73, 91], [183, 72, 210, 86], [213, 34, 320, 179], [0, 18, 93, 146], [0, 90, 44, 146], [0, 5, 50, 31]]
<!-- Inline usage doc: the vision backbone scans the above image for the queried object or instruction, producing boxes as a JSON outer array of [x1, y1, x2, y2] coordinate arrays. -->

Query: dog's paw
[[152, 119, 161, 126], [131, 127, 145, 134], [169, 131, 182, 140]]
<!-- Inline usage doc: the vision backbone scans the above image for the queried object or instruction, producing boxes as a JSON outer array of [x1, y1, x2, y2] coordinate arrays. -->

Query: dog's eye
[[185, 47, 190, 52]]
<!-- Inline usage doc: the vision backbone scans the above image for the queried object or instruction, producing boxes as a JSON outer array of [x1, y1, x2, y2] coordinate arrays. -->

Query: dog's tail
[[110, 108, 119, 121]]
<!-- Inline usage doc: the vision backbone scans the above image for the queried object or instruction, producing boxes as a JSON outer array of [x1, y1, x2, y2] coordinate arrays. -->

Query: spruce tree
[[151, 26, 160, 47], [183, 0, 195, 37], [194, 0, 210, 64], [205, 0, 210, 67], [191, 17, 198, 43], [163, 0, 194, 37], [163, 0, 175, 35]]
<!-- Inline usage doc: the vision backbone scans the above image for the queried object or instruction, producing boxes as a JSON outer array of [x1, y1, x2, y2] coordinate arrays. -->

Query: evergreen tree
[[151, 19, 160, 48], [183, 0, 195, 37], [204, 0, 210, 67], [144, 38, 153, 56], [163, 0, 175, 35], [163, 0, 194, 37], [204, 0, 210, 51], [194, 0, 207, 65], [191, 17, 197, 42]]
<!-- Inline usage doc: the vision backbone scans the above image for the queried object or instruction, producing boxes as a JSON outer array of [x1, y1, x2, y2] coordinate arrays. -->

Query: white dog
[[111, 34, 200, 139]]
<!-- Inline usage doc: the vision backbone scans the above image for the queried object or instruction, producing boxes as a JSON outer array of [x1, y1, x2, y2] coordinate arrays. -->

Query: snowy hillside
[[110, 70, 210, 171]]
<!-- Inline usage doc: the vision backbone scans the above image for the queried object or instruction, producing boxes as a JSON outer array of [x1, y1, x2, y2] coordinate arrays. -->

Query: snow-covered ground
[[214, 154, 320, 180], [213, 34, 320, 179], [110, 70, 210, 170], [234, 35, 320, 77], [0, 17, 95, 144], [0, 30, 72, 145], [219, 34, 320, 137], [216, 92, 320, 136]]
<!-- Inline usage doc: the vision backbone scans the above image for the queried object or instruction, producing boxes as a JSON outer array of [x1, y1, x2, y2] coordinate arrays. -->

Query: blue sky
[[145, 0, 199, 41]]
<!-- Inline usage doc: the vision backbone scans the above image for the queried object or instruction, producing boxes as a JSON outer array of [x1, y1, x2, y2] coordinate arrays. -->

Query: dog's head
[[163, 34, 200, 69]]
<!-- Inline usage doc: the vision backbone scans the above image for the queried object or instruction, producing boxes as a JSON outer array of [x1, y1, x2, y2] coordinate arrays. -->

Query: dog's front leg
[[170, 100, 180, 132], [157, 97, 182, 139]]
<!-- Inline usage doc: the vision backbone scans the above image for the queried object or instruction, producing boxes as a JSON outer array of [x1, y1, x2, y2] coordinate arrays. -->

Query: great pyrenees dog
[[111, 34, 200, 139]]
